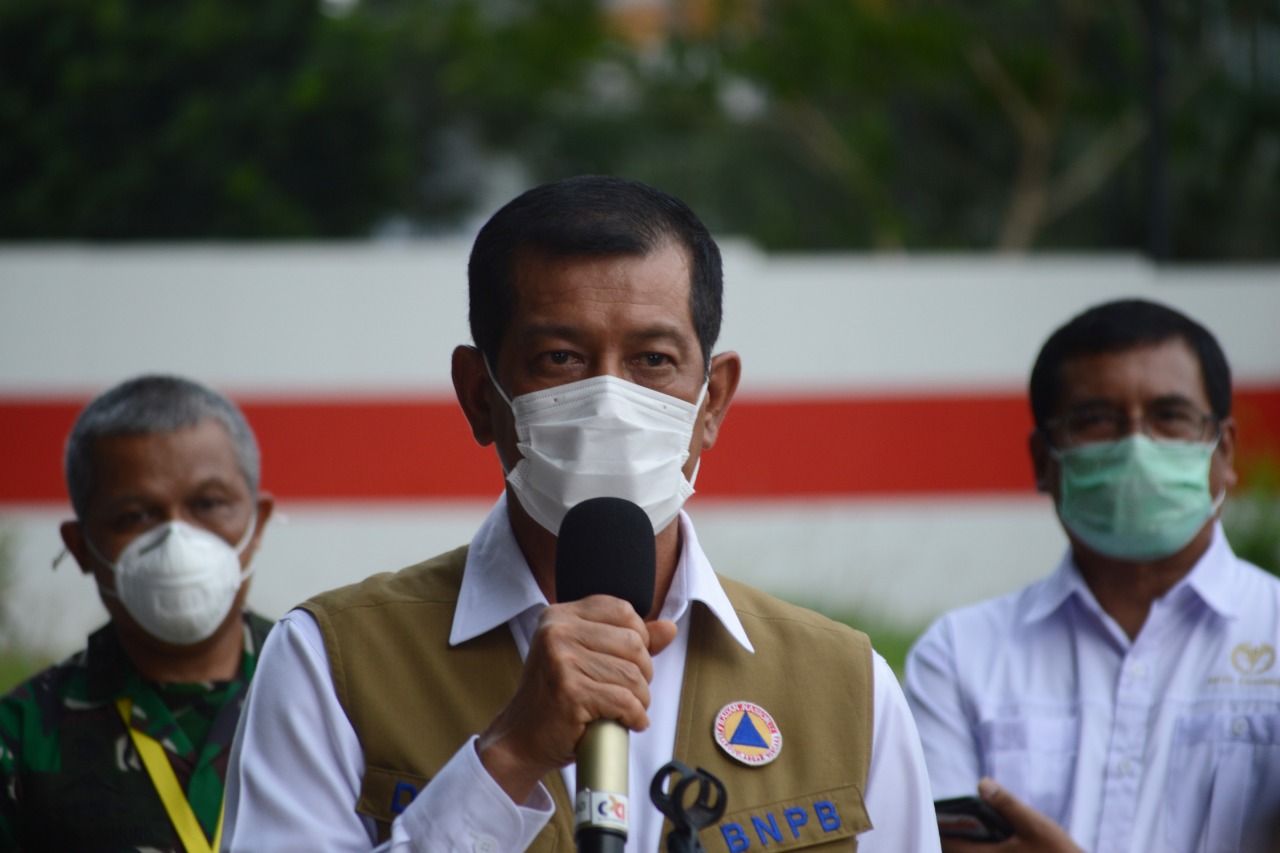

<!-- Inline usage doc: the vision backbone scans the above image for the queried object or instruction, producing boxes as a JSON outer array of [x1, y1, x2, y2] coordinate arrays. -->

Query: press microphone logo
[[575, 791, 630, 832], [599, 795, 627, 822]]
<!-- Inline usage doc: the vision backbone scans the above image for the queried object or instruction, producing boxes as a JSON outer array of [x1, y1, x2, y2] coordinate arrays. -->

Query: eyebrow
[[190, 476, 239, 492], [98, 477, 240, 510], [99, 493, 152, 512], [628, 325, 693, 348], [1067, 393, 1202, 411], [518, 321, 694, 348], [517, 322, 582, 342]]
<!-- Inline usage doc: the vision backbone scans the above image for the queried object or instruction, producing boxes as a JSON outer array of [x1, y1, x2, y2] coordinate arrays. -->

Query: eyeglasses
[[1045, 401, 1219, 448]]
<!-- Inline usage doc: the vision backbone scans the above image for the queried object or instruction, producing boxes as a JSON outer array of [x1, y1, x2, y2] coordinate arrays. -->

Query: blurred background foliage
[[0, 525, 45, 695], [1224, 456, 1280, 578], [1, 0, 1276, 255]]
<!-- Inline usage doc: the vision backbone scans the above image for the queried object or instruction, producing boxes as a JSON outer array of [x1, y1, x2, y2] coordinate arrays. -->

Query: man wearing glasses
[[905, 299, 1280, 852]]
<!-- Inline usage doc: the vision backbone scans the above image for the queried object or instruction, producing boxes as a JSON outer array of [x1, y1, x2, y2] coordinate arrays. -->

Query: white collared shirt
[[225, 497, 940, 852], [905, 524, 1280, 853]]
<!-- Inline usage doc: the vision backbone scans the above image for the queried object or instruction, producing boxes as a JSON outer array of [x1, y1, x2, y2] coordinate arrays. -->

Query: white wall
[[1, 244, 1277, 660]]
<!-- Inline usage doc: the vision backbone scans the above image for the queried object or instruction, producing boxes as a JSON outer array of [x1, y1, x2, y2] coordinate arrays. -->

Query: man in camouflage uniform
[[1, 375, 274, 851]]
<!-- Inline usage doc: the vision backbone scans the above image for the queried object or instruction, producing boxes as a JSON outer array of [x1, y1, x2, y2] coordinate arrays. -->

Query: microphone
[[556, 497, 657, 853]]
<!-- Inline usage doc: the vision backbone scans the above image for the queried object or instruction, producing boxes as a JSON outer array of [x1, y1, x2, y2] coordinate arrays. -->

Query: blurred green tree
[[527, 0, 1280, 258], [1, 0, 402, 236], [344, 0, 607, 227], [1224, 457, 1280, 576], [0, 0, 606, 237], [3, 0, 1275, 256]]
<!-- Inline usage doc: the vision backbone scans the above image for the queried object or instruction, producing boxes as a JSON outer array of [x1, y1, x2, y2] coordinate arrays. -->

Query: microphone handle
[[578, 829, 626, 853], [576, 720, 630, 853]]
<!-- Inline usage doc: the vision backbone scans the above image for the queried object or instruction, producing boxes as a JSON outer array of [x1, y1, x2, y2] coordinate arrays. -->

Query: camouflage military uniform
[[0, 613, 272, 852]]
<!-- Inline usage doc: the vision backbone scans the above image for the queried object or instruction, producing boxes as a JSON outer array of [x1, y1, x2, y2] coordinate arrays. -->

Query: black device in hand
[[935, 796, 1015, 843]]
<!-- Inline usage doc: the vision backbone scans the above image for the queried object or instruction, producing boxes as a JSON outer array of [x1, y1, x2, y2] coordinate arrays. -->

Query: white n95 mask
[[493, 372, 706, 536], [90, 518, 256, 645]]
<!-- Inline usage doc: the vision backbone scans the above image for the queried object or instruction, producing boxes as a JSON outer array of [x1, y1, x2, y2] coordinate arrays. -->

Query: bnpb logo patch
[[714, 701, 782, 766]]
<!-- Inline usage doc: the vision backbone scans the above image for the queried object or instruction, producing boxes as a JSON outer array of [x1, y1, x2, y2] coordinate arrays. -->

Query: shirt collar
[[451, 495, 753, 653], [1020, 551, 1088, 626], [1178, 522, 1239, 618], [1020, 521, 1241, 627], [662, 509, 753, 653]]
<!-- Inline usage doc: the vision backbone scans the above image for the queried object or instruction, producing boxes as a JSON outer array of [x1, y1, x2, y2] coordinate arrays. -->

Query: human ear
[[1029, 431, 1054, 495], [241, 493, 276, 565], [452, 345, 497, 447], [59, 520, 94, 576], [697, 351, 742, 451], [1215, 417, 1239, 491]]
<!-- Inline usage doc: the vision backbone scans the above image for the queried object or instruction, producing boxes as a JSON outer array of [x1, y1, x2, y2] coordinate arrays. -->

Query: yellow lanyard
[[115, 697, 224, 853]]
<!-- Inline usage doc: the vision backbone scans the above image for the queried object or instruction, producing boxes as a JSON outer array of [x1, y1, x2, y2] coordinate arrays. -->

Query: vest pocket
[[1164, 711, 1280, 853], [357, 764, 432, 839], [702, 784, 870, 852], [356, 762, 571, 851], [978, 715, 1078, 823]]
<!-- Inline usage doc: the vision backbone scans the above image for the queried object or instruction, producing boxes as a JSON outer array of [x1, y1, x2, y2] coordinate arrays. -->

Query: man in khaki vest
[[223, 175, 941, 853]]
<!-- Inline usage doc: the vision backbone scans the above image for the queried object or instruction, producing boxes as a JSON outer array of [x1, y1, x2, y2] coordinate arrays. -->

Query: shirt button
[[1129, 661, 1147, 678], [1233, 718, 1249, 737], [474, 835, 499, 853], [1117, 758, 1134, 776]]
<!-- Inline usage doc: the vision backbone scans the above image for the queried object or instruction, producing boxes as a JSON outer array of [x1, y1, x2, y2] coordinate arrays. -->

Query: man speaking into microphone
[[223, 175, 940, 852]]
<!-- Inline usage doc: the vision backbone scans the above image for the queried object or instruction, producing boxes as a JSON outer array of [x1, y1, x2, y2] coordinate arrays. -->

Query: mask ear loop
[[694, 378, 710, 411], [78, 532, 125, 599], [482, 353, 526, 478], [84, 534, 118, 572], [1210, 488, 1228, 515], [482, 354, 515, 409], [232, 512, 260, 583], [234, 512, 258, 554], [1198, 433, 1227, 518], [683, 379, 712, 490]]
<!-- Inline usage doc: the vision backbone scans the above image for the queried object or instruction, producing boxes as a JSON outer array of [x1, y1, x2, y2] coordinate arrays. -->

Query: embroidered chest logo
[[714, 701, 782, 766], [1232, 643, 1276, 675]]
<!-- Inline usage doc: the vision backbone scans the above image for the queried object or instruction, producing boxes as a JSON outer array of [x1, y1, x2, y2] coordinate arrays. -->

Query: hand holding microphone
[[556, 498, 663, 853], [475, 498, 677, 846]]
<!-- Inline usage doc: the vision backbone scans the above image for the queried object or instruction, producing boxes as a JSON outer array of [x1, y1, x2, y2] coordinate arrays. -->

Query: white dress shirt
[[905, 524, 1280, 853], [225, 496, 940, 852]]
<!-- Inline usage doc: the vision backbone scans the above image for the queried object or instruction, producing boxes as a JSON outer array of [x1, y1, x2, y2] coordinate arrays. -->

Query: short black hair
[[466, 175, 723, 370], [1029, 298, 1232, 430]]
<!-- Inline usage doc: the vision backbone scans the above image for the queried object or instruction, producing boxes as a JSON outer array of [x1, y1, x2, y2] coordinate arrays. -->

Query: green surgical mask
[[1053, 434, 1222, 562]]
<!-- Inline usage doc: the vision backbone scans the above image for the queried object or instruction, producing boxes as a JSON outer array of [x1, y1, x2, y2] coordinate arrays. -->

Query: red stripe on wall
[[3, 387, 1278, 506]]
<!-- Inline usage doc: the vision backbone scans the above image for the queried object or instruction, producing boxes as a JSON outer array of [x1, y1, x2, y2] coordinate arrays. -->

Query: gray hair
[[65, 375, 261, 519]]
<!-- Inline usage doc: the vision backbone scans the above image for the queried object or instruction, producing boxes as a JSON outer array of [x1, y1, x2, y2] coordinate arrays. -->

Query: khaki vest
[[302, 546, 874, 852]]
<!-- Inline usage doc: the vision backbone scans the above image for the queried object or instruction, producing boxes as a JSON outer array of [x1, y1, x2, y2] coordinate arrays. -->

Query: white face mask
[[89, 518, 256, 646], [491, 370, 707, 536]]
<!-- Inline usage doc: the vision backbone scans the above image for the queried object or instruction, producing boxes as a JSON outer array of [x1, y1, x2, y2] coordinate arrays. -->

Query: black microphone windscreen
[[555, 497, 656, 617]]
